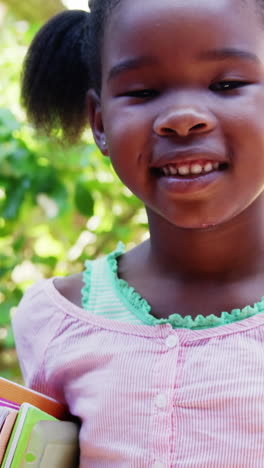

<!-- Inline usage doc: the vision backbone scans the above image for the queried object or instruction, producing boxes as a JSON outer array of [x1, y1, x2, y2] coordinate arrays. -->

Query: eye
[[210, 81, 250, 92], [121, 89, 158, 99]]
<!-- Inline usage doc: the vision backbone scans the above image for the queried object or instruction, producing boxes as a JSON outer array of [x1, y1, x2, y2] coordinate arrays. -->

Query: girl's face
[[90, 0, 264, 230]]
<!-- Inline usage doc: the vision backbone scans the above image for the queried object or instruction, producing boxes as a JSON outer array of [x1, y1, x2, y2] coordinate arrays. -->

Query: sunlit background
[[0, 0, 147, 382], [63, 0, 89, 10]]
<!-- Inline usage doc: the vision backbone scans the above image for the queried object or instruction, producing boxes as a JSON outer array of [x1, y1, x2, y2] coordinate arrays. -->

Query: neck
[[146, 200, 264, 282]]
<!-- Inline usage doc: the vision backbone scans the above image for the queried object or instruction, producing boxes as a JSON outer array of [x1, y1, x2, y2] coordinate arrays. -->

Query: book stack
[[0, 378, 79, 467]]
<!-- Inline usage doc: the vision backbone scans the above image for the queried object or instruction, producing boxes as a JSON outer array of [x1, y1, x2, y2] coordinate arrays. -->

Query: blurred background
[[0, 0, 148, 382]]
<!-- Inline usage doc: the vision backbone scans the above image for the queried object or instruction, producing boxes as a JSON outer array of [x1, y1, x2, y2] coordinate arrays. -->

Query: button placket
[[151, 333, 179, 468], [153, 461, 165, 468], [165, 334, 179, 348], [154, 392, 167, 409]]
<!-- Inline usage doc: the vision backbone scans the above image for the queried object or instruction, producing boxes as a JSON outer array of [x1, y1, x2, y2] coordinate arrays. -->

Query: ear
[[86, 90, 108, 156]]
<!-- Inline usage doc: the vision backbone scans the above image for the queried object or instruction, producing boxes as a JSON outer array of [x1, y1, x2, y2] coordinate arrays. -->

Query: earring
[[102, 138, 107, 149]]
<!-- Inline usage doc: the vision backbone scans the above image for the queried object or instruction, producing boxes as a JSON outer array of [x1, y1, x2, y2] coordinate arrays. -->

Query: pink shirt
[[12, 278, 264, 467]]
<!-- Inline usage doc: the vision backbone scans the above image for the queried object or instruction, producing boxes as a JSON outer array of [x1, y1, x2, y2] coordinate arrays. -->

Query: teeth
[[204, 162, 213, 173], [160, 161, 221, 176], [168, 165, 178, 175], [178, 165, 190, 176], [163, 166, 170, 176], [190, 164, 203, 175]]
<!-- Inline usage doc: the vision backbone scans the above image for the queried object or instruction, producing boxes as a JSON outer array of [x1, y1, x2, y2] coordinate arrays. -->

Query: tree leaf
[[74, 179, 94, 217], [0, 109, 21, 136], [1, 178, 30, 219]]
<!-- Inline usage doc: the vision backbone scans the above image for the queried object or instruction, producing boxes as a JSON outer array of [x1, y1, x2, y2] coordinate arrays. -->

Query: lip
[[157, 169, 226, 196], [151, 149, 229, 196], [151, 149, 229, 168]]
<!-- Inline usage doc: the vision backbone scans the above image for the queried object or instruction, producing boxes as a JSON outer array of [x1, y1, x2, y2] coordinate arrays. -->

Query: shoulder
[[15, 278, 54, 313], [12, 278, 64, 340], [54, 273, 83, 308], [12, 279, 67, 387]]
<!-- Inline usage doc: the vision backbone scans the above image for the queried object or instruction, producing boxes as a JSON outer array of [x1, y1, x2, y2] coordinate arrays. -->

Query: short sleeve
[[12, 280, 64, 398]]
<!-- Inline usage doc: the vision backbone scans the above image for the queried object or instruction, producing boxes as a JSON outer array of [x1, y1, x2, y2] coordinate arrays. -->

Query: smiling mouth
[[153, 160, 229, 178]]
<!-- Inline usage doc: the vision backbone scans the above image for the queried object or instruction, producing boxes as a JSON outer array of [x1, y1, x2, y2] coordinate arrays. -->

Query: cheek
[[220, 94, 264, 164], [224, 105, 264, 202], [105, 104, 148, 138], [103, 106, 151, 167]]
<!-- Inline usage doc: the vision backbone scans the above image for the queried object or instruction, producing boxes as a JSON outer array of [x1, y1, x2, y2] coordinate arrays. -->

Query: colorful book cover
[[0, 398, 19, 412], [0, 378, 68, 420], [0, 409, 12, 431], [0, 410, 18, 465], [1, 403, 56, 468], [20, 419, 79, 467], [1, 403, 79, 468]]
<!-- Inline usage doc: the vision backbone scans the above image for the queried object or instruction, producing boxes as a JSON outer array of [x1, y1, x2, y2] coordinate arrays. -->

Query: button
[[155, 393, 167, 409], [165, 334, 178, 348], [153, 462, 165, 468]]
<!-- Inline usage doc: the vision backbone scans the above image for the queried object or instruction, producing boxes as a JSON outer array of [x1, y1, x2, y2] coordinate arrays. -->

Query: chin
[[174, 222, 218, 231], [172, 211, 239, 231]]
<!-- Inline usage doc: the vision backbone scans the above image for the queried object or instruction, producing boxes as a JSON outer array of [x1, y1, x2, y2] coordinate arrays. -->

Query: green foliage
[[0, 12, 148, 382], [0, 107, 148, 380]]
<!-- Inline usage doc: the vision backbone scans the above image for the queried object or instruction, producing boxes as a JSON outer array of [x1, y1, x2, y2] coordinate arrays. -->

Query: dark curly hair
[[21, 1, 121, 141]]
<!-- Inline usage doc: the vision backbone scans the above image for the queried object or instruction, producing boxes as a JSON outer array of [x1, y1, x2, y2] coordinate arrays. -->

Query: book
[[0, 409, 12, 432], [0, 378, 68, 420], [0, 411, 18, 465], [0, 379, 80, 467], [19, 419, 79, 467], [1, 403, 79, 468]]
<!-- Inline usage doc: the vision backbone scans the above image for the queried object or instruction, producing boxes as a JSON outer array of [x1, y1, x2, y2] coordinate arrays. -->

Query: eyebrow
[[107, 48, 260, 82], [199, 48, 260, 63], [107, 56, 157, 82]]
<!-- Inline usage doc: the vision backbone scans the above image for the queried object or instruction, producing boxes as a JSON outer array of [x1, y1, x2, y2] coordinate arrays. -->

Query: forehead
[[107, 0, 257, 31], [102, 0, 263, 70]]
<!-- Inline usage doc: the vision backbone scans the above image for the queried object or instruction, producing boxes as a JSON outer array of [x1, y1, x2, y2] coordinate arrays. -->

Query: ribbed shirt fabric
[[12, 250, 264, 467]]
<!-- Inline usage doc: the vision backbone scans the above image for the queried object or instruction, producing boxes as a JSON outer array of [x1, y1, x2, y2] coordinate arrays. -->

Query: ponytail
[[21, 10, 92, 142]]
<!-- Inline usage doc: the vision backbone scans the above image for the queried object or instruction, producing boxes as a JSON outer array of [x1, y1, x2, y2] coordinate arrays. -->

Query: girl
[[13, 0, 264, 466]]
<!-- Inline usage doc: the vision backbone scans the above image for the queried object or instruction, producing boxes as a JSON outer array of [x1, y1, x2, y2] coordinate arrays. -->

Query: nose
[[153, 106, 216, 138]]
